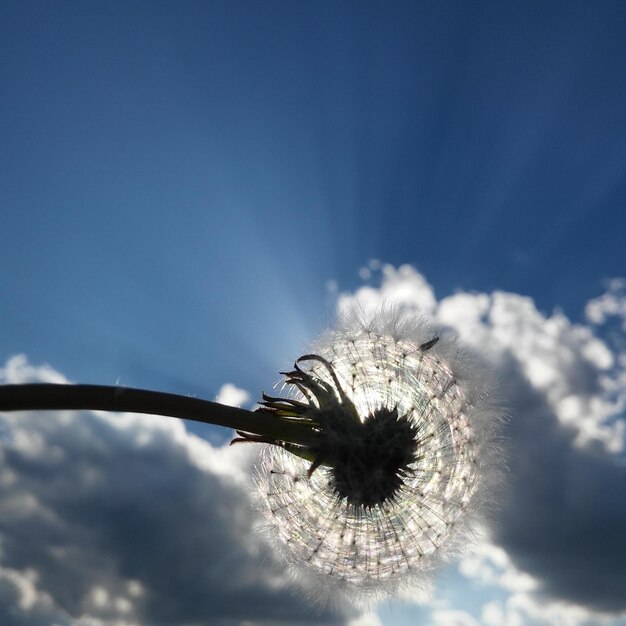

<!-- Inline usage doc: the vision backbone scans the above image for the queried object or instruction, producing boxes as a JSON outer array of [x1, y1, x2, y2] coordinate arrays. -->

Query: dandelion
[[240, 309, 499, 601]]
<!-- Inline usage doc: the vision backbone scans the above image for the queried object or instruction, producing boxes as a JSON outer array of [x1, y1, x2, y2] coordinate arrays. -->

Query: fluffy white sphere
[[255, 309, 500, 603]]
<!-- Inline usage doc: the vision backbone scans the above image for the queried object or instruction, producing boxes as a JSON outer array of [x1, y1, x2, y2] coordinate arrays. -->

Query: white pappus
[[247, 308, 502, 605]]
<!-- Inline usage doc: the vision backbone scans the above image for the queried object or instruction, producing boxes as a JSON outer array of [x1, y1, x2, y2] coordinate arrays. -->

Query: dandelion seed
[[250, 309, 499, 601]]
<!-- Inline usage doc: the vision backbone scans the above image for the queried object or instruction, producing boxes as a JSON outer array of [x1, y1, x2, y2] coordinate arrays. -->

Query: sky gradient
[[1, 2, 626, 625]]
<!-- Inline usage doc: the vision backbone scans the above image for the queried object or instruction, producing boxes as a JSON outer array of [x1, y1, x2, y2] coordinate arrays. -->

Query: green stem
[[0, 384, 318, 447]]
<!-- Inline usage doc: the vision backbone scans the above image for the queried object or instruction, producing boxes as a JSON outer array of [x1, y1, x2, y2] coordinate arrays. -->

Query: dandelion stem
[[0, 384, 318, 447]]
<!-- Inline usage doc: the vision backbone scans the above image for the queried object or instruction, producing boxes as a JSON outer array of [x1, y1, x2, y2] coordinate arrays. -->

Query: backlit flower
[[250, 310, 499, 602]]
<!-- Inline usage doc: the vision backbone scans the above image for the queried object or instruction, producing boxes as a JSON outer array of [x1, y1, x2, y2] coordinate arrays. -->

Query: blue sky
[[1, 2, 626, 626]]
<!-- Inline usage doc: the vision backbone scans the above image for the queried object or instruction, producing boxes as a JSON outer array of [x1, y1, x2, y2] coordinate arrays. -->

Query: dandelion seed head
[[255, 309, 499, 602]]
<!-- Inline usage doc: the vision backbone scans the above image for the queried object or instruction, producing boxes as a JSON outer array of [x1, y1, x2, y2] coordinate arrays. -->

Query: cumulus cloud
[[430, 608, 480, 626], [458, 536, 539, 595], [215, 384, 251, 409], [346, 613, 383, 626], [586, 278, 626, 331], [338, 264, 437, 318], [460, 535, 607, 626], [0, 356, 359, 626], [478, 588, 606, 626], [338, 264, 626, 617]]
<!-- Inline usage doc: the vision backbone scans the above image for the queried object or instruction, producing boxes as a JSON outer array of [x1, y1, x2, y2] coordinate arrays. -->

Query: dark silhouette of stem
[[0, 384, 317, 447]]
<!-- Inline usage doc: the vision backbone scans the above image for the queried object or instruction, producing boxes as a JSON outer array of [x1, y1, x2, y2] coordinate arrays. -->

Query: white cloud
[[1, 354, 69, 385], [0, 563, 65, 625], [338, 264, 437, 318], [215, 383, 251, 408], [440, 290, 623, 452], [347, 612, 384, 626], [586, 278, 626, 331], [430, 608, 480, 626], [459, 536, 538, 594], [481, 601, 509, 626], [459, 537, 614, 626], [479, 591, 616, 626]]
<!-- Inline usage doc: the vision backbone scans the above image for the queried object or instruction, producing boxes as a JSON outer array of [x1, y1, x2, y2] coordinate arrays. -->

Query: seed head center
[[324, 407, 419, 508]]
